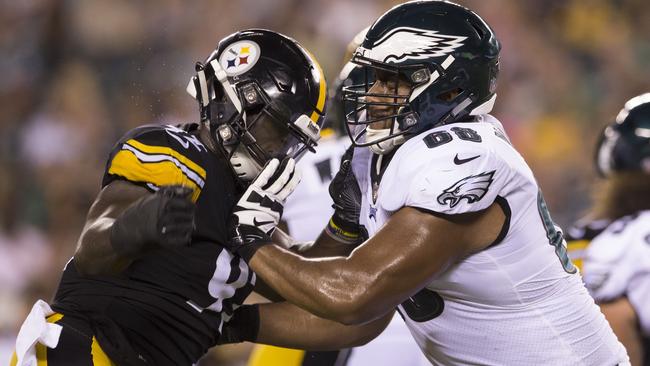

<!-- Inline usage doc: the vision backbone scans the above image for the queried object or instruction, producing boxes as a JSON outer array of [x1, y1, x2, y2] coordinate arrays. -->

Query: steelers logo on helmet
[[218, 40, 261, 76]]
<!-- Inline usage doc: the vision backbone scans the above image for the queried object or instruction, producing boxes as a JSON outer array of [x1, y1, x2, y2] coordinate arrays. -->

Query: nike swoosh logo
[[253, 218, 275, 227], [454, 154, 480, 165]]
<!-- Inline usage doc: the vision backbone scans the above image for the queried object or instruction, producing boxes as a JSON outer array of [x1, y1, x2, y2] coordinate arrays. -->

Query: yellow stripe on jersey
[[11, 312, 116, 366], [47, 313, 64, 324], [108, 139, 207, 202], [305, 50, 327, 123], [567, 240, 590, 272], [248, 345, 305, 366]]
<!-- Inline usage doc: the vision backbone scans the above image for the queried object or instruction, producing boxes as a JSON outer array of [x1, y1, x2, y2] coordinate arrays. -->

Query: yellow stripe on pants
[[248, 345, 305, 366]]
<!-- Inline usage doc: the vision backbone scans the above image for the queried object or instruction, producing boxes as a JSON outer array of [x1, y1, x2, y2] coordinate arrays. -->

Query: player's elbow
[[319, 266, 385, 325], [334, 327, 379, 348], [329, 293, 379, 326], [336, 304, 382, 326]]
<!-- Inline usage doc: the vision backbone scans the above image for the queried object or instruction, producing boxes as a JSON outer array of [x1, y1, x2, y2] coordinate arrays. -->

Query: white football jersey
[[352, 115, 629, 365], [582, 211, 650, 336]]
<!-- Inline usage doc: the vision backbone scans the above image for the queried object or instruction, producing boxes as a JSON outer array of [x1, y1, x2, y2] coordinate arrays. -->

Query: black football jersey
[[52, 124, 255, 365]]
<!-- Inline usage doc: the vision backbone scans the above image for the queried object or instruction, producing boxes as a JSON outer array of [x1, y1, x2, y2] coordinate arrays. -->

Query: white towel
[[14, 300, 62, 366]]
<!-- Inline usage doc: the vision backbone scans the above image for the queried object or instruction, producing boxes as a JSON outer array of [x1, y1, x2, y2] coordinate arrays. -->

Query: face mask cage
[[341, 53, 446, 147], [209, 78, 318, 168]]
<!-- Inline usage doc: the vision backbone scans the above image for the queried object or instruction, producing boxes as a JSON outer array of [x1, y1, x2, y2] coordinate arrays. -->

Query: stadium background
[[1, 0, 649, 364]]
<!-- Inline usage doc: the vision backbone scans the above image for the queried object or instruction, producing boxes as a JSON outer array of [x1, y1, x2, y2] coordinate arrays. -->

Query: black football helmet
[[187, 29, 327, 181], [596, 93, 650, 176], [342, 0, 500, 150]]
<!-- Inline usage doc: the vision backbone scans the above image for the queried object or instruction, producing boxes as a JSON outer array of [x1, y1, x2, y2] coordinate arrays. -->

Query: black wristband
[[218, 304, 260, 344], [330, 213, 360, 235], [231, 224, 273, 262], [235, 242, 271, 263]]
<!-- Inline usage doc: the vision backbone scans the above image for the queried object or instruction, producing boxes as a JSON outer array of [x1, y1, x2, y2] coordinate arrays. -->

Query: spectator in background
[[0, 164, 54, 366], [567, 93, 650, 366]]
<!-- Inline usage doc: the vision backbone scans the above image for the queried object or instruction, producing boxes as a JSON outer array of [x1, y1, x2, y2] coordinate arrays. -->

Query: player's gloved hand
[[230, 157, 301, 261], [110, 185, 195, 257], [326, 146, 362, 244]]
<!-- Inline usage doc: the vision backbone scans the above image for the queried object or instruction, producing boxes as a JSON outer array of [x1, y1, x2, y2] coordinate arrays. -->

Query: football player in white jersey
[[566, 93, 650, 365], [223, 1, 630, 365]]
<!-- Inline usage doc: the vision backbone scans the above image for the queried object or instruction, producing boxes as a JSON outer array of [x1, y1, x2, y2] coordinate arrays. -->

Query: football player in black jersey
[[566, 93, 650, 366], [10, 29, 348, 366]]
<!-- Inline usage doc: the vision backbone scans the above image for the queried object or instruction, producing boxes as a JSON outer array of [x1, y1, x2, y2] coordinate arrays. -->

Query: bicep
[[74, 180, 151, 274], [345, 202, 505, 319], [84, 180, 151, 222]]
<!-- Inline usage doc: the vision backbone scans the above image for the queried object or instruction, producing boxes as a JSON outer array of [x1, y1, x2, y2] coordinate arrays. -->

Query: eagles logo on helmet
[[186, 29, 327, 182], [342, 0, 500, 153]]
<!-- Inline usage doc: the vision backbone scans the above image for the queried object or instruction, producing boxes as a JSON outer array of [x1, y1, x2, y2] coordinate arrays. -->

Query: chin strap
[[223, 143, 263, 181], [366, 126, 406, 155]]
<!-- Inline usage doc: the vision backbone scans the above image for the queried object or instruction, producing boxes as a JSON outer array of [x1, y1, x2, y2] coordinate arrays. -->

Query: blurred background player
[[566, 93, 650, 366]]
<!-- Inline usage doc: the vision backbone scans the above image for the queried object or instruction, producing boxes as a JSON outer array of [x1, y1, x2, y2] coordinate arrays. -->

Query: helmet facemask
[[343, 53, 464, 153], [207, 71, 319, 180]]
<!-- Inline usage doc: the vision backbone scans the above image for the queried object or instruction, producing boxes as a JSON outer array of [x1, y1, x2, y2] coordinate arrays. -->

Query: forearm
[[249, 245, 372, 324], [74, 181, 182, 275], [255, 302, 391, 350], [74, 182, 146, 276], [75, 217, 133, 276], [271, 225, 353, 257]]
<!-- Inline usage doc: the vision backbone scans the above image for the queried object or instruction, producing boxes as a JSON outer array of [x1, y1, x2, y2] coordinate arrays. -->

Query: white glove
[[233, 158, 301, 235]]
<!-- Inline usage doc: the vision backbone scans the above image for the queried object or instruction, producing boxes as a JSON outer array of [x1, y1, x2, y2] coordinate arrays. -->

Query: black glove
[[326, 146, 362, 244], [110, 185, 195, 257]]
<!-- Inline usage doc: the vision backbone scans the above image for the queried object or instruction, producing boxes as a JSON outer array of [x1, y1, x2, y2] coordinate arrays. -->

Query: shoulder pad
[[582, 212, 650, 302], [102, 124, 209, 201], [379, 124, 508, 215]]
